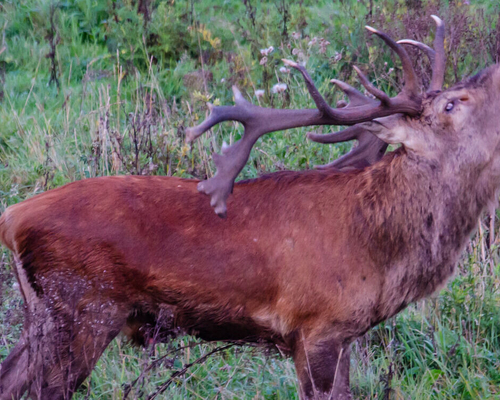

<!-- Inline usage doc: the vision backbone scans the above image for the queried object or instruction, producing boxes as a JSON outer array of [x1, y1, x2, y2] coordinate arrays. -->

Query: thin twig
[[146, 344, 235, 400], [122, 341, 205, 400]]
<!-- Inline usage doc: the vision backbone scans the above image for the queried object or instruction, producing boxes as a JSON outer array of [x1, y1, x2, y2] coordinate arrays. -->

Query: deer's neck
[[353, 150, 491, 305]]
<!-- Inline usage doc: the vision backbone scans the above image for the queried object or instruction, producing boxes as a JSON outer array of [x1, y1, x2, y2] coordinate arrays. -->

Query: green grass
[[2, 0, 500, 398]]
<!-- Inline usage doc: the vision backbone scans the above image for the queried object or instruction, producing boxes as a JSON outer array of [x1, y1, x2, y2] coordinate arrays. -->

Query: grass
[[1, 0, 500, 398]]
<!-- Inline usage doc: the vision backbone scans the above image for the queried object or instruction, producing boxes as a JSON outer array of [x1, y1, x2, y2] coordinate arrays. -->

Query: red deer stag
[[0, 16, 498, 400]]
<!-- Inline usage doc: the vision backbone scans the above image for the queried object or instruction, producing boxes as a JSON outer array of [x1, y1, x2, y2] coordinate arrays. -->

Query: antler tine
[[308, 125, 365, 144], [352, 66, 391, 105], [397, 39, 435, 61], [285, 56, 421, 124], [186, 87, 249, 143], [397, 15, 446, 92], [277, 64, 378, 110], [282, 59, 335, 117], [429, 15, 446, 91], [365, 26, 419, 97], [323, 79, 388, 169], [330, 79, 378, 107], [313, 129, 389, 171]]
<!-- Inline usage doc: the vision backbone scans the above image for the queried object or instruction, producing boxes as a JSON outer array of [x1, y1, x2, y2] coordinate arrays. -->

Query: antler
[[307, 16, 446, 170], [308, 126, 388, 171], [308, 15, 446, 170], [187, 24, 428, 217], [398, 15, 446, 91]]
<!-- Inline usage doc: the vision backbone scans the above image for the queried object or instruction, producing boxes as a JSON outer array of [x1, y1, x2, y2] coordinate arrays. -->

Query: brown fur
[[2, 65, 500, 399]]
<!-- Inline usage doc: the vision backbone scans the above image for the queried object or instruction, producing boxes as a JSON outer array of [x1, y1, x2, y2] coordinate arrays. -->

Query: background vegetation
[[1, 0, 500, 398]]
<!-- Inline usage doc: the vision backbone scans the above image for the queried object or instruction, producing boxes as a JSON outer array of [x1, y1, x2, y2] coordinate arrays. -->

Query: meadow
[[1, 0, 500, 398]]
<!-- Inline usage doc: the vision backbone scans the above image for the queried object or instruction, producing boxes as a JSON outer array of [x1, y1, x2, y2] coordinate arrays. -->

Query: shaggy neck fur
[[347, 147, 495, 324]]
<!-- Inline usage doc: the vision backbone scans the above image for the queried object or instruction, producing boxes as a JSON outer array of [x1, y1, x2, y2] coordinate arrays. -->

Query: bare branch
[[146, 344, 235, 400]]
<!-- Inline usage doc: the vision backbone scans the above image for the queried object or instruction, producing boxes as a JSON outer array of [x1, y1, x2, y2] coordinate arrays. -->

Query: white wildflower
[[308, 37, 318, 47], [291, 31, 301, 40], [297, 51, 307, 63], [319, 38, 330, 54], [220, 78, 226, 83], [260, 46, 274, 56], [333, 51, 342, 63], [292, 48, 300, 55], [255, 89, 265, 98], [260, 56, 268, 66], [149, 161, 158, 172], [272, 83, 287, 94], [279, 66, 290, 73]]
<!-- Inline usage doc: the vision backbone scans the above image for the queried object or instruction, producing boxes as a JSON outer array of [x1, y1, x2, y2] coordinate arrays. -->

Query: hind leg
[[25, 301, 127, 400], [0, 331, 30, 400], [2, 258, 128, 400], [1, 256, 45, 400], [1, 297, 125, 400]]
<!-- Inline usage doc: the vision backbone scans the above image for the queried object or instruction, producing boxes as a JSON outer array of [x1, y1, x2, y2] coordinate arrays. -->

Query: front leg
[[292, 332, 352, 400]]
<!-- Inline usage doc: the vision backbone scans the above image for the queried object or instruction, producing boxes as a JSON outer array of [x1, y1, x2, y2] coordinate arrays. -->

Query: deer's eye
[[445, 102, 454, 112]]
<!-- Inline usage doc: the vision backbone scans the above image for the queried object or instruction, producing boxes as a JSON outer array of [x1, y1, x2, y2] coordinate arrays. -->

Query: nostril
[[460, 95, 470, 102]]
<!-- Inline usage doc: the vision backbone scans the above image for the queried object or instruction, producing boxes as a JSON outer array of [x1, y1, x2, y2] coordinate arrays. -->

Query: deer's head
[[361, 64, 500, 176]]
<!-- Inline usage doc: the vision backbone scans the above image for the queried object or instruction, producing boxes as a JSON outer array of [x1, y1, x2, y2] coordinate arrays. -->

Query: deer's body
[[1, 140, 493, 399], [0, 153, 469, 341]]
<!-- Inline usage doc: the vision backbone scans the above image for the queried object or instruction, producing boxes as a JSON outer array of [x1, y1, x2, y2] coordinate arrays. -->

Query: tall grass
[[1, 0, 500, 398]]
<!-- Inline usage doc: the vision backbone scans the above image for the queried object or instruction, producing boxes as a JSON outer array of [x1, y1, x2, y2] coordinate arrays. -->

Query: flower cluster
[[260, 46, 274, 56], [308, 37, 331, 54], [291, 48, 307, 65], [259, 46, 274, 65], [255, 45, 288, 96], [272, 83, 287, 94], [255, 89, 265, 98]]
